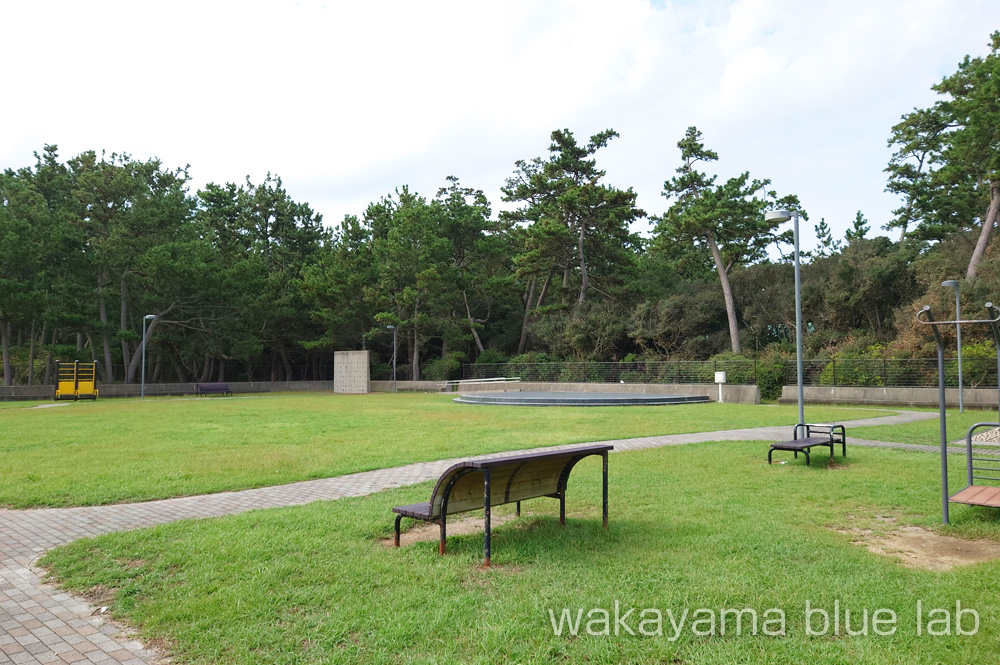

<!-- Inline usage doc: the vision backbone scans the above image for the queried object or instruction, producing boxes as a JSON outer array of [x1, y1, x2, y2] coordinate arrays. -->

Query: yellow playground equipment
[[54, 361, 99, 401]]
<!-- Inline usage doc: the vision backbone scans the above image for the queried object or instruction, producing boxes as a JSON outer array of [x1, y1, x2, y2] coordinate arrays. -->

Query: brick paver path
[[0, 409, 948, 664]]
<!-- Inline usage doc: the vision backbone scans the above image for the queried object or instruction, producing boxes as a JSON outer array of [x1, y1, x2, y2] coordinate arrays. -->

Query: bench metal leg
[[439, 517, 447, 555], [804, 449, 810, 466], [768, 448, 774, 464], [515, 500, 521, 517], [483, 468, 491, 567], [559, 491, 566, 526], [602, 451, 608, 530], [394, 515, 402, 548]]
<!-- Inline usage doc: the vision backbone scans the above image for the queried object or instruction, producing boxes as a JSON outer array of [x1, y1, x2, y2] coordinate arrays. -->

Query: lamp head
[[765, 210, 793, 223], [941, 280, 959, 289], [144, 314, 156, 320], [387, 325, 395, 330]]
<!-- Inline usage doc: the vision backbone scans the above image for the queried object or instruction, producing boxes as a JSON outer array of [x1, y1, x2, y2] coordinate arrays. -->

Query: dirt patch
[[381, 513, 520, 548], [835, 515, 1000, 571]]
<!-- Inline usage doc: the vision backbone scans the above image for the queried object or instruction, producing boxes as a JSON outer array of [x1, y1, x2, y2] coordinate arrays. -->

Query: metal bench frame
[[768, 423, 846, 466], [392, 444, 611, 566]]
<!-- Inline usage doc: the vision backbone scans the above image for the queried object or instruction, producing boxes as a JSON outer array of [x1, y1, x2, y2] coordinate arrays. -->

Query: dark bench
[[769, 423, 846, 466], [196, 382, 232, 397], [392, 444, 612, 566]]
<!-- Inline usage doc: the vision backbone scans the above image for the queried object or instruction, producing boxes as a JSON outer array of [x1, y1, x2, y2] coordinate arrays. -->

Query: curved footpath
[[0, 410, 950, 664]]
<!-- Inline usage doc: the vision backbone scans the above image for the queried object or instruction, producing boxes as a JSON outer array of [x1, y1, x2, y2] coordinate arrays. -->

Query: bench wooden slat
[[952, 485, 1000, 507]]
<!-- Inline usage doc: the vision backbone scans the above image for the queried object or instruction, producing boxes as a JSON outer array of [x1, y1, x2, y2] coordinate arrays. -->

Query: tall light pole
[[387, 325, 397, 393], [765, 209, 804, 426], [141, 314, 156, 399], [942, 280, 963, 413]]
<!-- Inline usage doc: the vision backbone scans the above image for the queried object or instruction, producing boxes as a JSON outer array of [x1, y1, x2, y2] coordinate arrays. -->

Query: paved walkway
[[0, 409, 947, 664]]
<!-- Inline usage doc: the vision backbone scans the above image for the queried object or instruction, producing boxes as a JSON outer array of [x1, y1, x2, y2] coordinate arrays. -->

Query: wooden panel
[[431, 458, 577, 516], [506, 462, 566, 502], [951, 485, 1000, 507]]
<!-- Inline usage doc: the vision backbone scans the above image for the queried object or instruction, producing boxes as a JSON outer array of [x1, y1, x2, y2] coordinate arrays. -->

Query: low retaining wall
[[370, 380, 760, 404], [780, 385, 1000, 409], [0, 381, 338, 401]]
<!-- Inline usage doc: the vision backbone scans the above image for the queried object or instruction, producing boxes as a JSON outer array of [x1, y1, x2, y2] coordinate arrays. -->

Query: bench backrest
[[198, 382, 230, 392], [427, 445, 612, 518]]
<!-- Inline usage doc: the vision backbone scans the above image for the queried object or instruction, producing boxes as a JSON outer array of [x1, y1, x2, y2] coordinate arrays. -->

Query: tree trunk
[[1, 320, 11, 387], [537, 270, 552, 309], [169, 353, 189, 383], [463, 291, 485, 355], [967, 180, 999, 282], [217, 360, 226, 382], [44, 349, 53, 386], [705, 232, 742, 354], [517, 277, 537, 355], [97, 269, 114, 383], [125, 315, 164, 384], [577, 224, 588, 305], [412, 302, 421, 381], [27, 319, 37, 386], [279, 345, 292, 381], [562, 265, 571, 304], [199, 355, 213, 382], [120, 275, 133, 382]]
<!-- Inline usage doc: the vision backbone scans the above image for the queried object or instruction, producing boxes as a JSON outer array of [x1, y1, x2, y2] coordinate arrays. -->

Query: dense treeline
[[1, 34, 998, 386]]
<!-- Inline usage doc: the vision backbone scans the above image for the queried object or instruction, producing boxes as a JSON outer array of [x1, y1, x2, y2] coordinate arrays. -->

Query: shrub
[[423, 352, 465, 381]]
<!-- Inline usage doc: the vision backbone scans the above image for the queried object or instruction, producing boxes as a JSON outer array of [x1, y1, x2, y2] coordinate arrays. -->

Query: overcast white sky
[[2, 0, 998, 250]]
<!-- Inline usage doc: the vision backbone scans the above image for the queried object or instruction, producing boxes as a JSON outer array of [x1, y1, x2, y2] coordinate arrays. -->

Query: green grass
[[43, 442, 1000, 664], [0, 393, 880, 508], [852, 407, 1000, 445]]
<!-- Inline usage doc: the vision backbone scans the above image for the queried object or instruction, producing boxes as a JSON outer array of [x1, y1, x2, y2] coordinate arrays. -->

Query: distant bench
[[196, 382, 232, 397], [768, 424, 846, 466], [392, 444, 611, 566]]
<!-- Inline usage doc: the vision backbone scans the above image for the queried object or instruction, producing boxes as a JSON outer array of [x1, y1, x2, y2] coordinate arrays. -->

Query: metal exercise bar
[[917, 303, 1000, 524], [967, 422, 1000, 486]]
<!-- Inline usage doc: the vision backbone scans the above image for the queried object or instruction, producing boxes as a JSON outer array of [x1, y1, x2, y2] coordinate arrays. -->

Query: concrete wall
[[0, 381, 338, 401], [370, 380, 761, 404], [780, 385, 1000, 409], [333, 350, 370, 394]]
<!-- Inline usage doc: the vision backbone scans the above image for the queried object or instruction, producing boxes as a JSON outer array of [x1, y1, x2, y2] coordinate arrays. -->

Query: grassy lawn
[[852, 407, 1000, 445], [43, 442, 1000, 664], [0, 393, 880, 508]]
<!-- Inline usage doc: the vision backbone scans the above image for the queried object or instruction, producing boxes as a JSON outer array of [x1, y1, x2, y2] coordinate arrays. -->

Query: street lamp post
[[387, 325, 397, 393], [942, 280, 963, 413], [765, 209, 805, 426], [141, 314, 156, 399]]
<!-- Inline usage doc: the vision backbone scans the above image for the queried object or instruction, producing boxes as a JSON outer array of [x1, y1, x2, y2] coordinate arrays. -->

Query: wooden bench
[[768, 423, 846, 466], [196, 382, 232, 397], [392, 444, 611, 566]]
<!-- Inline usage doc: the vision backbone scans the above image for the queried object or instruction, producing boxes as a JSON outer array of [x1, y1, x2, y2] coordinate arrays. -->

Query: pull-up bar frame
[[916, 303, 1000, 524]]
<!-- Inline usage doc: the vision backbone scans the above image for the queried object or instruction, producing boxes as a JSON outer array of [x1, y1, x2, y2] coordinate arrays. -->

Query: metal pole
[[956, 286, 964, 413], [921, 307, 950, 525], [988, 303, 1000, 422], [938, 331, 949, 525], [141, 317, 148, 399], [793, 211, 805, 426], [392, 326, 397, 393]]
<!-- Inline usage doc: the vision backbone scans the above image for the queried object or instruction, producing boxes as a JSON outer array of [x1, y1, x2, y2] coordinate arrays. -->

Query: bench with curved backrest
[[392, 444, 612, 566]]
